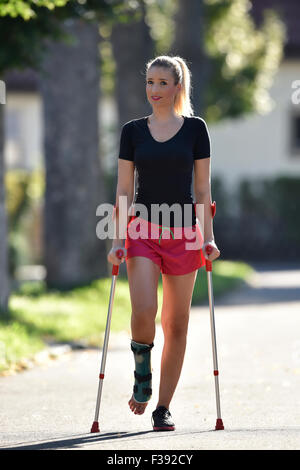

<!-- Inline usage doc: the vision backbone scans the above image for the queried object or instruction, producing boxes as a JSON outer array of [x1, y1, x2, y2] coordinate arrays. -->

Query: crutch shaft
[[207, 270, 223, 427], [93, 275, 117, 422], [204, 201, 224, 431], [91, 248, 125, 433]]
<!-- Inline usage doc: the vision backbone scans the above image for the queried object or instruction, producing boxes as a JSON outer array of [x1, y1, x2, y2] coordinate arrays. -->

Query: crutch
[[90, 247, 125, 433], [204, 201, 224, 431]]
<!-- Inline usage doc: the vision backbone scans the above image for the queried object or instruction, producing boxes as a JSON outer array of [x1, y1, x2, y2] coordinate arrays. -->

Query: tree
[[0, 0, 69, 20], [160, 0, 285, 120], [0, 0, 140, 305], [39, 18, 107, 287], [0, 98, 9, 313], [111, 0, 154, 127], [0, 0, 69, 313], [171, 0, 208, 114], [204, 0, 285, 121], [37, 2, 140, 287]]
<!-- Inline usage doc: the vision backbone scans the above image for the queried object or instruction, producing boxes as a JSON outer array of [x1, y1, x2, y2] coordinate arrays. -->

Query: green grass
[[192, 260, 254, 305], [0, 260, 254, 374]]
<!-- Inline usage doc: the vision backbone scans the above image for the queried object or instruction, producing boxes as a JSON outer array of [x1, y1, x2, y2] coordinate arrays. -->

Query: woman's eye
[[147, 81, 167, 85]]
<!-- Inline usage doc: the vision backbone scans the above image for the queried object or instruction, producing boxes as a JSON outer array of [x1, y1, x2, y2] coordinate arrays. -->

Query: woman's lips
[[151, 96, 161, 100]]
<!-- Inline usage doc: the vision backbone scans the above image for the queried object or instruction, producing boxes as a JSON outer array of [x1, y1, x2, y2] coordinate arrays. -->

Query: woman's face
[[146, 66, 181, 109]]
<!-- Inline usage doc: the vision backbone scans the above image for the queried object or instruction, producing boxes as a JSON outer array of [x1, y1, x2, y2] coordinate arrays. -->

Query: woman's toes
[[128, 395, 148, 415]]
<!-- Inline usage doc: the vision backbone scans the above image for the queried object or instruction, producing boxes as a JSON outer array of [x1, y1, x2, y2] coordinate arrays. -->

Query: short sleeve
[[193, 118, 211, 160], [118, 122, 134, 161]]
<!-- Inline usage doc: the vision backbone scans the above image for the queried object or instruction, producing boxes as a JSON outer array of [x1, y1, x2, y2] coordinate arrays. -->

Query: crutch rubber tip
[[215, 419, 224, 431], [91, 421, 100, 433]]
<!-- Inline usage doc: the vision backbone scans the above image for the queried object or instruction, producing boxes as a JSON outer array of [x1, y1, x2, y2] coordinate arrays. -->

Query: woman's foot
[[128, 394, 149, 415]]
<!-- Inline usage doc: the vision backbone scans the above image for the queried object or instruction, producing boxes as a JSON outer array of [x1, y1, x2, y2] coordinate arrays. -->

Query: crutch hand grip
[[205, 244, 213, 272], [112, 248, 125, 276], [204, 201, 217, 272]]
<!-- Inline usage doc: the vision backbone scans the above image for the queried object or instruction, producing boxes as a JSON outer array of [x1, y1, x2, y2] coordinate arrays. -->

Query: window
[[5, 108, 22, 168], [290, 111, 300, 156]]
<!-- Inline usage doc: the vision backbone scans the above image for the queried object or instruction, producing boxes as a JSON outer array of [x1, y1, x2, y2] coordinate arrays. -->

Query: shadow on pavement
[[0, 430, 154, 450], [2, 426, 299, 450]]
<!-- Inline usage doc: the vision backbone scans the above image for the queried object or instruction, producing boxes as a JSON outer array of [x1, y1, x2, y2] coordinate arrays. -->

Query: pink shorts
[[125, 216, 206, 275]]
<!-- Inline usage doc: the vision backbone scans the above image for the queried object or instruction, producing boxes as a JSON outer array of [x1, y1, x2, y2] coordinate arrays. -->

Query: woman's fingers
[[202, 241, 220, 261], [108, 246, 127, 265]]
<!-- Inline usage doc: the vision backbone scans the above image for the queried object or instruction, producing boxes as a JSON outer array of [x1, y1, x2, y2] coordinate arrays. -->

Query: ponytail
[[172, 56, 194, 117]]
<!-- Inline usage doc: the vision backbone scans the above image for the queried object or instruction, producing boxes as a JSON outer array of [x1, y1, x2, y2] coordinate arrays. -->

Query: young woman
[[107, 55, 220, 431]]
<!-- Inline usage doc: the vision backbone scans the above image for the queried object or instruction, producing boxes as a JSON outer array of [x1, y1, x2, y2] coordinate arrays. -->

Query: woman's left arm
[[194, 157, 220, 261]]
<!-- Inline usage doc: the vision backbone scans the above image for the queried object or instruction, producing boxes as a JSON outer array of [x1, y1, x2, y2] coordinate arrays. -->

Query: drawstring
[[159, 226, 175, 244], [128, 216, 177, 244]]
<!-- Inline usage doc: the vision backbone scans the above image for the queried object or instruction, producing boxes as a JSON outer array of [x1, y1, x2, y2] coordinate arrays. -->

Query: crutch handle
[[211, 201, 216, 218], [204, 201, 216, 272], [205, 245, 213, 272], [112, 248, 125, 276]]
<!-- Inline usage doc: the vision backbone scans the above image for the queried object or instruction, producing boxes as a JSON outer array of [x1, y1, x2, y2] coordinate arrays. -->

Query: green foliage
[[0, 0, 141, 73], [8, 277, 135, 348], [143, 0, 177, 54], [0, 0, 69, 20], [0, 320, 44, 373], [99, 0, 285, 122], [192, 259, 254, 304], [0, 0, 286, 121], [204, 0, 286, 122]]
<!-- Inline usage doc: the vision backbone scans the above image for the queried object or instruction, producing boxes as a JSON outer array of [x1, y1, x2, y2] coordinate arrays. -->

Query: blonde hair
[[145, 55, 194, 117]]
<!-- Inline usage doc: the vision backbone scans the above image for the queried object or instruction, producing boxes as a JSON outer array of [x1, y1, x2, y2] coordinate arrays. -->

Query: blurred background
[[0, 0, 299, 372]]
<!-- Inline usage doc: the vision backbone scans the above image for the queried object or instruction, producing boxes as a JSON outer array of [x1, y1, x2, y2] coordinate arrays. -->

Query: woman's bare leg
[[157, 269, 198, 409], [126, 256, 161, 415]]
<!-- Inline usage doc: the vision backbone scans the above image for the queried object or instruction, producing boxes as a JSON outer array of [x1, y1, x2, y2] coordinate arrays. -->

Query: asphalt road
[[1, 262, 300, 451]]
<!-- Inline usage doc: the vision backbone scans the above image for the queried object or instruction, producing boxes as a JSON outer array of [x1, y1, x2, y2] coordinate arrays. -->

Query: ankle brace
[[131, 340, 154, 403]]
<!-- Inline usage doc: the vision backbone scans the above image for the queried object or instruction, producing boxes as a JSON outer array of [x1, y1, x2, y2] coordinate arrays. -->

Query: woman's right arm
[[108, 159, 135, 265]]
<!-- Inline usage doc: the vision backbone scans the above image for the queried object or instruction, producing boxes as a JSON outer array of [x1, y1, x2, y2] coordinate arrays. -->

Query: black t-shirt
[[118, 115, 211, 227]]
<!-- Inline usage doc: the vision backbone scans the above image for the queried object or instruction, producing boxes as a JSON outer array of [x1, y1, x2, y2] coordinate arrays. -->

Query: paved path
[[1, 262, 300, 450]]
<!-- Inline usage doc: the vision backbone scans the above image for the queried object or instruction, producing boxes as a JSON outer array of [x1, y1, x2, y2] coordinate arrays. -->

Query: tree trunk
[[39, 18, 107, 289], [171, 0, 211, 115], [0, 104, 10, 313], [111, 0, 154, 129], [110, 1, 154, 276]]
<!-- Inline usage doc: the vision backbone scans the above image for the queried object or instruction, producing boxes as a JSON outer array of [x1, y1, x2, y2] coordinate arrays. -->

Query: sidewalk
[[1, 262, 300, 450]]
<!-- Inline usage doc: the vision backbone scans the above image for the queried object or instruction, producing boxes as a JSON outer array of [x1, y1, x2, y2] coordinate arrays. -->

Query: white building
[[210, 0, 300, 200]]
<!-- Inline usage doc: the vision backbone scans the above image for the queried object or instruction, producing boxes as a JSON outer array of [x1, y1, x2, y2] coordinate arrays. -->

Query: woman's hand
[[107, 246, 127, 266], [202, 239, 221, 262]]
